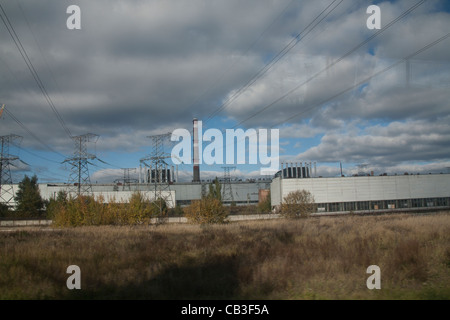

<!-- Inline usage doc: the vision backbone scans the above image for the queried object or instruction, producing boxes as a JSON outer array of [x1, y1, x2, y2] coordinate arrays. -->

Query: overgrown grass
[[0, 213, 449, 299]]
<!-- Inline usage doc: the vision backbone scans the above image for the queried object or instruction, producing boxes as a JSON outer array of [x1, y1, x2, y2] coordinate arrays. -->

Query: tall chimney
[[193, 118, 200, 182]]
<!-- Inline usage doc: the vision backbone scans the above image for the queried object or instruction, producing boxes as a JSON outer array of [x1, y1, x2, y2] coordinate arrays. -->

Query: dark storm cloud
[[1, 0, 293, 149]]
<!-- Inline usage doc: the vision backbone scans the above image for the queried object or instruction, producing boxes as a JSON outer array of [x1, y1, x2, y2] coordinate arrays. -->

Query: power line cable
[[11, 143, 63, 164], [223, 32, 450, 160], [185, 0, 296, 114], [96, 157, 123, 169], [216, 0, 436, 166], [3, 107, 67, 159], [233, 0, 428, 129], [16, 0, 77, 120], [271, 31, 450, 129], [0, 62, 71, 165], [0, 3, 73, 139], [204, 0, 344, 124], [0, 4, 143, 180]]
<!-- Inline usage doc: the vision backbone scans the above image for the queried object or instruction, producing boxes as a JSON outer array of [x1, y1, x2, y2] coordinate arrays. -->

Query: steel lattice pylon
[[115, 168, 137, 191], [63, 133, 98, 197], [222, 166, 235, 204], [0, 134, 21, 207], [141, 133, 174, 223]]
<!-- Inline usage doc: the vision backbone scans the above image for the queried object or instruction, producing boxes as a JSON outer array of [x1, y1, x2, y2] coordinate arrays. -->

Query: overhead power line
[[218, 4, 443, 160], [3, 107, 66, 159], [185, 0, 296, 115], [13, 144, 63, 165], [204, 0, 344, 124], [16, 0, 76, 121], [271, 31, 450, 129], [0, 3, 73, 139], [233, 0, 428, 129]]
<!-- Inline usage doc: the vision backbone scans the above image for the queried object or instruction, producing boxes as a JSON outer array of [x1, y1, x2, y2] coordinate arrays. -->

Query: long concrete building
[[271, 173, 450, 213], [1, 179, 271, 209], [2, 171, 449, 214]]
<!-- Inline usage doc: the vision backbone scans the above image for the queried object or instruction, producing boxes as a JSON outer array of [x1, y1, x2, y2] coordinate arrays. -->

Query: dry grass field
[[1, 212, 449, 300]]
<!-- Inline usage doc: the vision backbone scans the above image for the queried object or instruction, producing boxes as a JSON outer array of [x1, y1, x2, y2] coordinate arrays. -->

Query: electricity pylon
[[63, 133, 99, 197], [141, 133, 174, 223], [0, 134, 21, 207], [115, 168, 137, 191], [222, 166, 235, 204]]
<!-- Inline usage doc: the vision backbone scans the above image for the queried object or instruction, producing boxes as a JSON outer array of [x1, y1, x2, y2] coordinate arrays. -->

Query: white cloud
[[294, 118, 450, 166]]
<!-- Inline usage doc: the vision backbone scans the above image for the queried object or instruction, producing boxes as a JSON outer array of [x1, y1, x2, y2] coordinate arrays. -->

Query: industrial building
[[1, 169, 449, 215], [1, 178, 271, 209], [271, 170, 450, 214], [2, 168, 449, 215]]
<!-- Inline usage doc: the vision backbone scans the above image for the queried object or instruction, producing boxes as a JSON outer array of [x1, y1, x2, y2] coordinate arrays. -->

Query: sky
[[0, 0, 449, 184]]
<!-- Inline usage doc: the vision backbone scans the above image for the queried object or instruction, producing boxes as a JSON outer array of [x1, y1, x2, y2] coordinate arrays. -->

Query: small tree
[[151, 197, 168, 217], [0, 203, 11, 218], [207, 177, 222, 201], [281, 190, 316, 219], [46, 190, 68, 220], [184, 197, 228, 225], [170, 203, 184, 217], [257, 191, 272, 214], [125, 192, 153, 224], [14, 175, 45, 217]]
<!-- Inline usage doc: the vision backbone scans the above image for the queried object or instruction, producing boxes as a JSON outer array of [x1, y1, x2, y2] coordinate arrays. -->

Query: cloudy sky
[[0, 0, 449, 184]]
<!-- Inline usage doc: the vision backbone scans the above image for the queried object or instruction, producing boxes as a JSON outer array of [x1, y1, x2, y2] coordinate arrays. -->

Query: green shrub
[[0, 203, 11, 218]]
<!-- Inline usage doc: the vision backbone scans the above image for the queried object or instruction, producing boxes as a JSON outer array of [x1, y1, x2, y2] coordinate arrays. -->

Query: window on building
[[372, 201, 384, 210], [358, 201, 369, 211], [437, 198, 449, 207], [411, 199, 422, 208], [398, 199, 409, 208], [387, 201, 396, 209], [329, 203, 340, 212], [426, 199, 435, 207], [344, 202, 356, 211]]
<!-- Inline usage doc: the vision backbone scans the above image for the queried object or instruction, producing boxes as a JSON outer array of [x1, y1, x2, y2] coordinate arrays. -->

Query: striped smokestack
[[193, 118, 200, 182]]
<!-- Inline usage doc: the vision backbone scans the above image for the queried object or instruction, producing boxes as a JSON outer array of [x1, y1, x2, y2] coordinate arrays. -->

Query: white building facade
[[271, 174, 450, 213]]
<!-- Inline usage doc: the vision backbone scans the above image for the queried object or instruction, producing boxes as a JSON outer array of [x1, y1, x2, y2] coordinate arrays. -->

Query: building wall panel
[[273, 174, 450, 206]]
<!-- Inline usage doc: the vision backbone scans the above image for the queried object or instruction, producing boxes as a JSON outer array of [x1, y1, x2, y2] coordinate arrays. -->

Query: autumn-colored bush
[[50, 191, 158, 227], [257, 191, 272, 214], [184, 197, 228, 224], [281, 190, 316, 218]]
